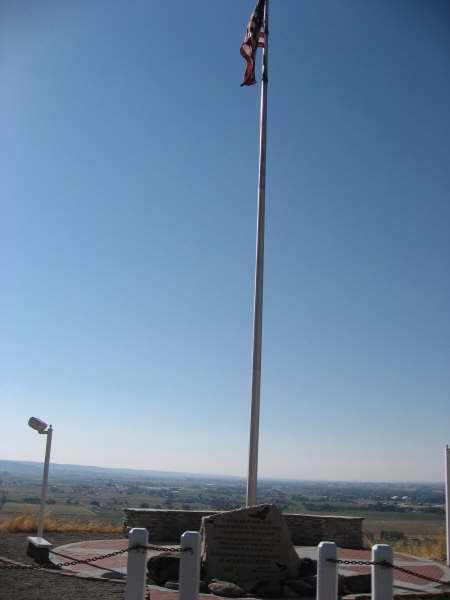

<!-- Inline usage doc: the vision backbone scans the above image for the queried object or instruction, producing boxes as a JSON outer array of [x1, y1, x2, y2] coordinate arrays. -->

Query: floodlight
[[28, 417, 48, 433]]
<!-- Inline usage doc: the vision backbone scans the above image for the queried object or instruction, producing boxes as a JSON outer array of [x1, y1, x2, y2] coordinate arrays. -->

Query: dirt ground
[[0, 532, 126, 600]]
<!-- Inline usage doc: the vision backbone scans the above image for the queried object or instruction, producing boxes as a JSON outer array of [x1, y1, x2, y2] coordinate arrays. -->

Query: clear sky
[[1, 0, 449, 483]]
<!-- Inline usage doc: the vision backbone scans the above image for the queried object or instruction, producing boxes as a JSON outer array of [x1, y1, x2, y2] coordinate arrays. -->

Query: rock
[[147, 552, 180, 585], [341, 573, 371, 594], [284, 576, 316, 596], [201, 504, 299, 587], [164, 580, 179, 590], [283, 584, 300, 598], [208, 580, 246, 597], [249, 580, 283, 598], [298, 558, 316, 577], [239, 578, 263, 593]]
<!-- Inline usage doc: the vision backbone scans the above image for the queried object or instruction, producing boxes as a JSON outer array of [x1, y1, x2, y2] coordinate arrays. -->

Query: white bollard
[[316, 541, 338, 600], [179, 531, 201, 600], [372, 544, 393, 600], [445, 444, 450, 567], [125, 528, 149, 600]]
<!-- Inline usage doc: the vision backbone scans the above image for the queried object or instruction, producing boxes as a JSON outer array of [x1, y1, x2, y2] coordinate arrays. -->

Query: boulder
[[147, 552, 180, 586], [201, 504, 299, 587], [283, 584, 300, 598], [284, 576, 316, 596], [249, 579, 283, 598], [341, 572, 371, 594], [208, 580, 246, 597], [298, 558, 316, 577]]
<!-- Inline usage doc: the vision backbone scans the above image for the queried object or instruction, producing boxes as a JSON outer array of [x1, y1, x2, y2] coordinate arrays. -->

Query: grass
[[361, 507, 446, 561], [2, 501, 94, 518], [0, 513, 122, 534], [362, 513, 444, 549], [1, 501, 123, 524], [363, 530, 447, 561]]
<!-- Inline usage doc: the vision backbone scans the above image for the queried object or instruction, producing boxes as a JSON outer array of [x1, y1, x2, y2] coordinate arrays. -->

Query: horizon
[[2, 0, 449, 483], [1, 458, 445, 486]]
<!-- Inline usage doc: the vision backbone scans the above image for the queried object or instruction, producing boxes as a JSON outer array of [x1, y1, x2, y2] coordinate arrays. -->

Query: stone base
[[27, 536, 53, 564]]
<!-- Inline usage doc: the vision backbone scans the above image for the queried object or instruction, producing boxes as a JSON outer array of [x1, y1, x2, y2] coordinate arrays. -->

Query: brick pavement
[[50, 538, 450, 597]]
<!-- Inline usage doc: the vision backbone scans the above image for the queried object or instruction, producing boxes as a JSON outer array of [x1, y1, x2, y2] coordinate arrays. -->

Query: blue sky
[[1, 0, 449, 483]]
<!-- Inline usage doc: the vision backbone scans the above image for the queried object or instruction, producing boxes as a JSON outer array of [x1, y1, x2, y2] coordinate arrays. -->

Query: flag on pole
[[240, 0, 266, 86]]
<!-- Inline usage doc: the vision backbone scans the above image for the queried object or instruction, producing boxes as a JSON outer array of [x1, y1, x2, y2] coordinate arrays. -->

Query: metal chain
[[386, 562, 450, 586], [144, 544, 185, 554], [328, 558, 450, 586], [329, 558, 379, 566], [0, 559, 47, 571], [0, 543, 184, 571], [49, 547, 130, 567]]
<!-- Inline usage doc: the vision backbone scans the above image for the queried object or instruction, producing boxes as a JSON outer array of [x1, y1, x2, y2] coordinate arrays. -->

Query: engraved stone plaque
[[201, 504, 299, 586]]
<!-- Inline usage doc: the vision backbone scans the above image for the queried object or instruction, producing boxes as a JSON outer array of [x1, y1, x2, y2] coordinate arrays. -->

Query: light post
[[446, 444, 450, 567], [28, 417, 53, 538]]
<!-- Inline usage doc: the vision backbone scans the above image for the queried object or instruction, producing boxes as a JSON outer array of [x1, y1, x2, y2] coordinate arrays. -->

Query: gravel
[[0, 532, 126, 600]]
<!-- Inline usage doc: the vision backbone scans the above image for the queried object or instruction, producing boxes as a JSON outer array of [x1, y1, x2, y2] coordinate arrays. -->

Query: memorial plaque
[[201, 504, 299, 587]]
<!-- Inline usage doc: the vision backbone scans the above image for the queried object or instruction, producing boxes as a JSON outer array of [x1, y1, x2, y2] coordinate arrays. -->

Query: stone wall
[[285, 513, 363, 549], [123, 508, 363, 549]]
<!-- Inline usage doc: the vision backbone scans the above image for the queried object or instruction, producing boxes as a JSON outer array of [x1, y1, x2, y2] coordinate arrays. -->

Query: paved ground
[[301, 546, 450, 593], [49, 538, 450, 596], [0, 532, 125, 600]]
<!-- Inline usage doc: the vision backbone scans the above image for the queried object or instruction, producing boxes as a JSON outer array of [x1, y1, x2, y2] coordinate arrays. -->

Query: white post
[[179, 531, 201, 600], [37, 425, 52, 538], [445, 444, 450, 567], [125, 528, 148, 600], [316, 541, 338, 600], [372, 544, 393, 600]]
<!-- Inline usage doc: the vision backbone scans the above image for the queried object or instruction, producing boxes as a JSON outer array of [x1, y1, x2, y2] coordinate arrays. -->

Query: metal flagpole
[[446, 444, 450, 567], [246, 0, 269, 507]]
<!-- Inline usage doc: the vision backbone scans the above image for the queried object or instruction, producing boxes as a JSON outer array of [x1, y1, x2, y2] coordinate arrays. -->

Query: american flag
[[240, 0, 266, 87]]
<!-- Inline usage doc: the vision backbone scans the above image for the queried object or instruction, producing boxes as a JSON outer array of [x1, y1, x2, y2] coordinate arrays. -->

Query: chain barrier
[[1, 547, 447, 587], [145, 544, 189, 554], [49, 547, 130, 568], [384, 562, 450, 586], [328, 558, 450, 586], [329, 559, 379, 566], [0, 543, 187, 571], [0, 558, 48, 571]]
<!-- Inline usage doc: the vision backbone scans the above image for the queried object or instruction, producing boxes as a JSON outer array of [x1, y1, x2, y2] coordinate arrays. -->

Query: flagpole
[[246, 0, 269, 508], [446, 444, 450, 566]]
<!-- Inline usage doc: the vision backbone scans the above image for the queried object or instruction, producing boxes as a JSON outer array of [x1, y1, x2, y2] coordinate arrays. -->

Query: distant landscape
[[0, 460, 445, 553]]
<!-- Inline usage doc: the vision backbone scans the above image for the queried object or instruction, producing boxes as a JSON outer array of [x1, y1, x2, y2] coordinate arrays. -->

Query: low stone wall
[[123, 508, 363, 549], [285, 513, 363, 549]]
